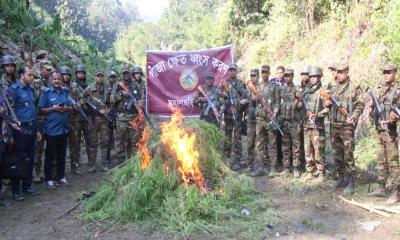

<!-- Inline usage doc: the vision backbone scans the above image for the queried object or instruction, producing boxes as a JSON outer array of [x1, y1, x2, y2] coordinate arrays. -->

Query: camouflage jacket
[[89, 82, 110, 111], [323, 79, 364, 127], [71, 78, 92, 117], [255, 80, 280, 121], [111, 78, 145, 121], [221, 78, 247, 119], [303, 81, 325, 129], [0, 73, 17, 89], [279, 84, 301, 122], [371, 81, 400, 131], [193, 84, 222, 120], [246, 83, 258, 121]]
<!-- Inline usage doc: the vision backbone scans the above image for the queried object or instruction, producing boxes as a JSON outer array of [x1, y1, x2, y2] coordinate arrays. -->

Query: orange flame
[[130, 115, 151, 169], [160, 107, 206, 192]]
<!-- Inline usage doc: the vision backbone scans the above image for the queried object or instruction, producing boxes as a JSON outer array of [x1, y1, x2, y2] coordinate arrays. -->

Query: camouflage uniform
[[87, 81, 111, 169], [251, 80, 280, 176], [245, 86, 257, 169], [279, 82, 301, 172], [221, 78, 247, 165], [370, 68, 400, 196], [70, 75, 94, 170], [323, 65, 364, 192], [303, 81, 326, 176], [193, 84, 222, 126], [111, 74, 145, 164]]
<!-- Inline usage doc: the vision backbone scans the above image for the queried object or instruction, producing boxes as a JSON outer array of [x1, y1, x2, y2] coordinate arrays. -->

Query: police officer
[[111, 66, 144, 164], [87, 71, 111, 172], [323, 63, 364, 194], [10, 65, 42, 200], [221, 63, 247, 171], [70, 64, 94, 173], [369, 64, 400, 204], [1, 55, 17, 87], [193, 72, 223, 126], [38, 70, 73, 189], [302, 67, 327, 181]]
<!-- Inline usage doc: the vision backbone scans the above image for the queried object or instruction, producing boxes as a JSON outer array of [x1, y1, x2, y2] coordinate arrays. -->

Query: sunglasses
[[261, 70, 270, 74]]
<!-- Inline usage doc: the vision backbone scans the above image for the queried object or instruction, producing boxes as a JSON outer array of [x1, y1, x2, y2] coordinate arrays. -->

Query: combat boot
[[368, 184, 387, 197], [386, 190, 399, 204], [250, 166, 267, 177], [280, 168, 290, 177], [330, 175, 346, 189], [343, 176, 355, 195], [268, 168, 277, 178]]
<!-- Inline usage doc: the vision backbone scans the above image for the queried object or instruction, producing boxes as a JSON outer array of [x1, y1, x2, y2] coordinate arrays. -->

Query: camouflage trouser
[[245, 119, 256, 166], [331, 125, 355, 176], [295, 123, 306, 170], [224, 117, 242, 162], [70, 117, 93, 168], [116, 118, 143, 164], [282, 120, 299, 169], [256, 118, 278, 169], [33, 119, 45, 178], [88, 116, 111, 167], [377, 128, 400, 190], [304, 127, 326, 173]]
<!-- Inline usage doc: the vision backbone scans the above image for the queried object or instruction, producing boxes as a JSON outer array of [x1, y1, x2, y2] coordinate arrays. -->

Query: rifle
[[295, 92, 317, 128], [390, 103, 400, 119], [0, 84, 32, 134], [118, 81, 151, 124], [320, 89, 355, 126], [197, 85, 221, 124], [222, 81, 237, 125], [84, 97, 114, 123], [68, 95, 89, 122], [245, 80, 284, 136], [366, 87, 390, 135]]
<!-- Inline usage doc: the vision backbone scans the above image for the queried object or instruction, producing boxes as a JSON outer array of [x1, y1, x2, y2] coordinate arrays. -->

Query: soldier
[[86, 71, 111, 172], [368, 64, 400, 204], [299, 66, 310, 91], [323, 63, 364, 194], [251, 65, 280, 177], [221, 63, 247, 171], [193, 72, 223, 126], [279, 69, 302, 177], [106, 71, 117, 164], [33, 60, 53, 183], [70, 64, 94, 173], [328, 63, 338, 82], [301, 67, 326, 181], [271, 66, 286, 86], [111, 66, 144, 164], [243, 69, 259, 172], [1, 55, 17, 87]]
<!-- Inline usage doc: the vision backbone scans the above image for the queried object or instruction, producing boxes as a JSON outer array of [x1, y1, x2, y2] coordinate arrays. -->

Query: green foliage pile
[[83, 120, 278, 238]]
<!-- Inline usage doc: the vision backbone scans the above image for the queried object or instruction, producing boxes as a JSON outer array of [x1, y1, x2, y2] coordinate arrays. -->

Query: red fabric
[[146, 45, 233, 116]]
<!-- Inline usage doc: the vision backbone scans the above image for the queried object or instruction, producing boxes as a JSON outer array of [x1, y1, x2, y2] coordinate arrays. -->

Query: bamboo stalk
[[338, 195, 391, 217]]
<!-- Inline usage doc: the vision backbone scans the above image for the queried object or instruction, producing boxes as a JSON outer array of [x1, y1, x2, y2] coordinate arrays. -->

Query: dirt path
[[1, 169, 399, 240]]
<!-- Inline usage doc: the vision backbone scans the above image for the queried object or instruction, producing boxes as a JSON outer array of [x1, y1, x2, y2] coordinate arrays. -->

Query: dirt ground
[[1, 141, 400, 240]]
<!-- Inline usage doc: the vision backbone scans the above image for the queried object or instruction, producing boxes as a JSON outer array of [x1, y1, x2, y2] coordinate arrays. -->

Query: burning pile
[[83, 108, 277, 239]]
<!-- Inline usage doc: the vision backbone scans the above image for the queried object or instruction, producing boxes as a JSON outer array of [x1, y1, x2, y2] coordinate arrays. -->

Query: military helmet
[[121, 66, 131, 74], [132, 66, 143, 74], [300, 66, 311, 75], [309, 66, 323, 77], [60, 66, 71, 75], [75, 64, 86, 74], [1, 55, 16, 66]]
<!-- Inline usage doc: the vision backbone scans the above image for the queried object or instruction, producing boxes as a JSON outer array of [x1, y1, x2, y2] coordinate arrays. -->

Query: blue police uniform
[[10, 80, 37, 196], [38, 86, 72, 182]]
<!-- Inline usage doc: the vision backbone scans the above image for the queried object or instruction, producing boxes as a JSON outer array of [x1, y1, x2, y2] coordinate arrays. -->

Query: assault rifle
[[320, 89, 355, 126], [295, 92, 317, 128], [197, 85, 221, 124], [68, 95, 90, 122], [245, 80, 283, 136], [222, 81, 237, 125], [84, 97, 114, 123], [118, 81, 151, 124], [366, 87, 390, 135]]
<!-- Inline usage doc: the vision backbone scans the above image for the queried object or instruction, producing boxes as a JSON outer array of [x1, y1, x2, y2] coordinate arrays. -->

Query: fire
[[130, 115, 151, 169], [160, 107, 206, 192]]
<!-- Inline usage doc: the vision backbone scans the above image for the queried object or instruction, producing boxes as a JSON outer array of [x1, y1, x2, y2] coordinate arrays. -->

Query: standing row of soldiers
[[194, 63, 400, 204], [0, 54, 145, 203]]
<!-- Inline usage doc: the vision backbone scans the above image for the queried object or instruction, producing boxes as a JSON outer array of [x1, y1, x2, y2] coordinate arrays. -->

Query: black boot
[[330, 175, 346, 189], [343, 176, 355, 195]]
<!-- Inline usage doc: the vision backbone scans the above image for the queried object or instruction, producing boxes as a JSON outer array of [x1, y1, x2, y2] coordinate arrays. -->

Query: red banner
[[146, 45, 233, 116]]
